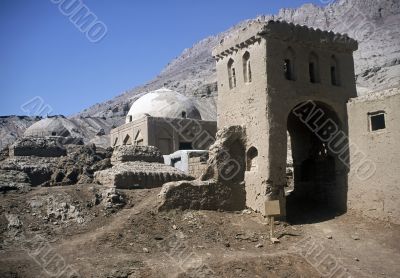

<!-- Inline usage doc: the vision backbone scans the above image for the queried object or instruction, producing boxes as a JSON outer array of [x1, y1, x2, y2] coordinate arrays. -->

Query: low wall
[[94, 162, 194, 189]]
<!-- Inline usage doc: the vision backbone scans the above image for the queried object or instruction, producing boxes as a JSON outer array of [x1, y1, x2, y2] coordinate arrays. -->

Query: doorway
[[286, 101, 347, 223]]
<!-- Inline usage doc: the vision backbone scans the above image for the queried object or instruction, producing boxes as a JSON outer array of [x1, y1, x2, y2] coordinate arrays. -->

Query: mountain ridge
[[76, 0, 400, 121], [1, 0, 399, 147]]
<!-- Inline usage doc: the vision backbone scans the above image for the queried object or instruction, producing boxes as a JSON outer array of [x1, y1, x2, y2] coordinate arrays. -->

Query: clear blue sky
[[0, 0, 327, 116]]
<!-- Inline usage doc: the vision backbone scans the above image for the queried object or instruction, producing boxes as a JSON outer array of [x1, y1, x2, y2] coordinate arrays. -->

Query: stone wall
[[347, 89, 400, 224]]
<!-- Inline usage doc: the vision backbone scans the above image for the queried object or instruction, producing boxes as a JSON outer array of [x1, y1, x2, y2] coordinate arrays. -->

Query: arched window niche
[[227, 58, 237, 89], [283, 47, 296, 81], [246, 146, 258, 171], [243, 51, 252, 83], [309, 52, 320, 84], [330, 55, 340, 86]]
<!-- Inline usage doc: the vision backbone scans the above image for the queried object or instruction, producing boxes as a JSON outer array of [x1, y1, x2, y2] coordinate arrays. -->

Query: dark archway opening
[[286, 101, 347, 224], [179, 142, 193, 150]]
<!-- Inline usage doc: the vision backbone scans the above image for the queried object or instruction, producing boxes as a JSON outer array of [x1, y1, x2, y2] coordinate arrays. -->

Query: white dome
[[126, 88, 201, 123], [24, 116, 82, 138]]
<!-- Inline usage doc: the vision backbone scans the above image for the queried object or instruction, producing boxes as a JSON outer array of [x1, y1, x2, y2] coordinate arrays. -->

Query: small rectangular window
[[369, 113, 386, 131]]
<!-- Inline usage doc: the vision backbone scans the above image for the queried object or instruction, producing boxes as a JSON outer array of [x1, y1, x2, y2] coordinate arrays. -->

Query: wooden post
[[265, 200, 281, 243], [270, 216, 274, 238]]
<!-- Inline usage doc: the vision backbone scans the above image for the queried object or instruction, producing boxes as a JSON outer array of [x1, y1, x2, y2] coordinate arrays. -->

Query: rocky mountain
[[1, 0, 399, 147], [0, 116, 41, 150]]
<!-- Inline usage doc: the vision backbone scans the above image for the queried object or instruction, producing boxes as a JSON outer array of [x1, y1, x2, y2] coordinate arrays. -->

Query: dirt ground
[[0, 185, 399, 278]]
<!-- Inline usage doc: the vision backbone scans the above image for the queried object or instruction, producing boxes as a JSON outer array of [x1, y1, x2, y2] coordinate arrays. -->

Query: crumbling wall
[[9, 137, 67, 158], [158, 180, 243, 211], [94, 162, 193, 189], [159, 126, 246, 212], [95, 145, 193, 189], [201, 125, 246, 183], [0, 143, 112, 187], [111, 145, 163, 164]]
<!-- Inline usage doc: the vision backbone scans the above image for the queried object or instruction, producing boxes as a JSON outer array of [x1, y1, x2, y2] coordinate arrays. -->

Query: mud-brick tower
[[212, 21, 358, 215]]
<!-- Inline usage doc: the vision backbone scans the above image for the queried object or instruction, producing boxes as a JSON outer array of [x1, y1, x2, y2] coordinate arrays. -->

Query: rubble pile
[[0, 137, 112, 190]]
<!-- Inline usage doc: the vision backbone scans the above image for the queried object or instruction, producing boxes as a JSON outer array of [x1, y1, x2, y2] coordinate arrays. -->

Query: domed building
[[125, 88, 202, 123], [111, 88, 217, 154], [24, 115, 83, 138]]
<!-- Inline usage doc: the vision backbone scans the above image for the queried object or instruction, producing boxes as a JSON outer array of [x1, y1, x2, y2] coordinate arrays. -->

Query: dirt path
[[301, 212, 400, 277], [56, 189, 159, 249], [1, 186, 399, 277]]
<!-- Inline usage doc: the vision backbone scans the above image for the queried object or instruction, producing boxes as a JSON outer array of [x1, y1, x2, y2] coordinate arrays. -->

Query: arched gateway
[[212, 21, 358, 216]]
